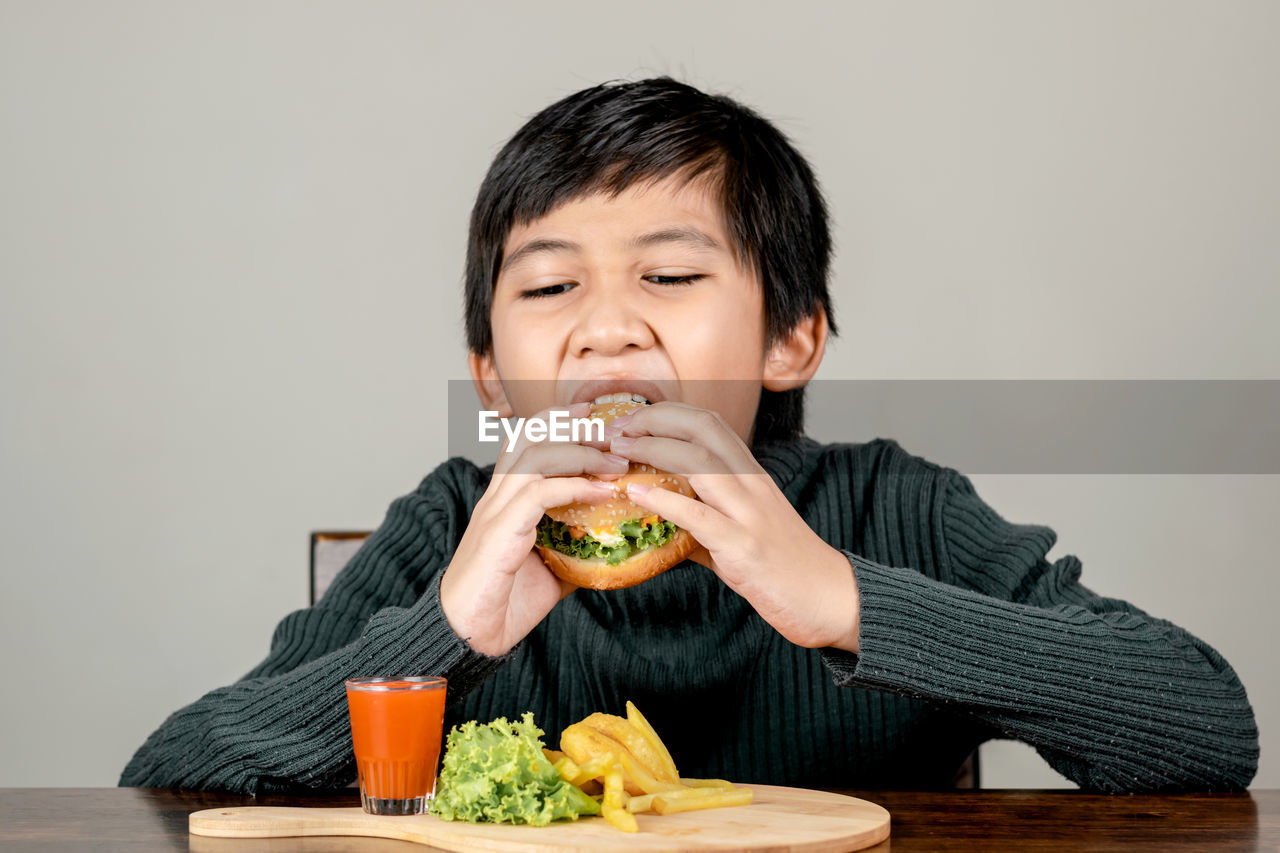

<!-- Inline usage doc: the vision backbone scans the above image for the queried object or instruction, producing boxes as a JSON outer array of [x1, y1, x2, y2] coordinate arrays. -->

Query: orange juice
[[345, 676, 447, 814]]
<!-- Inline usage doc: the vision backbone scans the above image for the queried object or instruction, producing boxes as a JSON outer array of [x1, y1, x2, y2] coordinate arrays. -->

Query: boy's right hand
[[438, 401, 629, 657]]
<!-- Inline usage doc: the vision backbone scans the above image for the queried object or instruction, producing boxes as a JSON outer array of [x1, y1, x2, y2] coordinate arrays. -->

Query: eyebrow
[[499, 225, 723, 275]]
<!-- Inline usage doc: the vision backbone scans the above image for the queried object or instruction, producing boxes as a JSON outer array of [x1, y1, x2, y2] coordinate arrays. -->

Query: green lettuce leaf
[[536, 515, 679, 565], [428, 713, 600, 826]]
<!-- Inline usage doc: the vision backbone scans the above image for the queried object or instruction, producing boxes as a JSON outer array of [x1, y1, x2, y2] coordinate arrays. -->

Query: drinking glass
[[344, 676, 447, 815]]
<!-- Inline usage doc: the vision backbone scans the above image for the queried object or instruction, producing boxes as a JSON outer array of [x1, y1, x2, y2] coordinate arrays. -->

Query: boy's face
[[470, 173, 820, 443]]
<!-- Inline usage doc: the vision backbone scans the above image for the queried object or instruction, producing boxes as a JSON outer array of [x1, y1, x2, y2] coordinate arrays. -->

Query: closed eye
[[518, 275, 705, 300], [519, 282, 576, 300], [645, 274, 705, 286]]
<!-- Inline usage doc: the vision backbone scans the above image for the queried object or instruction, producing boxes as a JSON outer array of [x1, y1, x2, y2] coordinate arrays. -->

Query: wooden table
[[1, 787, 1274, 851]]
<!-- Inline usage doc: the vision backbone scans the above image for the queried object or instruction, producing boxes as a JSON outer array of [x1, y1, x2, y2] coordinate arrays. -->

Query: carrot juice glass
[[345, 676, 447, 815]]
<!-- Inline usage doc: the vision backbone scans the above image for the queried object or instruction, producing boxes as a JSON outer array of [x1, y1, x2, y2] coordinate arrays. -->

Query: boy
[[121, 77, 1258, 794]]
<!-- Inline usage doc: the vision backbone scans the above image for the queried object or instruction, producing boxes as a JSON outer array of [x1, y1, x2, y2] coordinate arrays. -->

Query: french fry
[[652, 786, 753, 815], [603, 762, 625, 809], [604, 799, 638, 831], [559, 704, 753, 832], [569, 753, 614, 788], [614, 747, 684, 796], [625, 793, 656, 814], [581, 713, 678, 784], [625, 701, 681, 781], [629, 783, 732, 809], [602, 761, 638, 832], [542, 748, 566, 764], [561, 724, 683, 796], [681, 777, 734, 788], [560, 724, 611, 767], [649, 786, 737, 803], [552, 756, 580, 783], [628, 781, 737, 812]]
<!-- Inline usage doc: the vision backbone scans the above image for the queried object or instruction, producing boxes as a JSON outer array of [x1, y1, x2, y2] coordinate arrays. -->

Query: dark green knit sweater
[[119, 436, 1258, 793]]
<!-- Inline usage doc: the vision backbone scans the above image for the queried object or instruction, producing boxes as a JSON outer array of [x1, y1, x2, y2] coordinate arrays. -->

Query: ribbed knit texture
[[119, 436, 1259, 793]]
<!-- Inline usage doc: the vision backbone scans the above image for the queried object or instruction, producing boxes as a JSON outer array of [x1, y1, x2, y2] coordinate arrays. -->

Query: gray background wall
[[2, 0, 1276, 788]]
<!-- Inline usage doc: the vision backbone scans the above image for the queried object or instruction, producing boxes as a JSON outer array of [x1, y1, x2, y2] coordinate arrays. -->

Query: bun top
[[545, 463, 696, 531], [544, 394, 696, 536], [587, 394, 643, 425]]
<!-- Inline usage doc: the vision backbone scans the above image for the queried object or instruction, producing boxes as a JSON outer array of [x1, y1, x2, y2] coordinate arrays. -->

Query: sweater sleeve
[[819, 468, 1259, 793], [118, 460, 510, 793]]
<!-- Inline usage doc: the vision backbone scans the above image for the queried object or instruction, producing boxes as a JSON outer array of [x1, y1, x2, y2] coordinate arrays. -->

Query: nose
[[566, 280, 656, 358]]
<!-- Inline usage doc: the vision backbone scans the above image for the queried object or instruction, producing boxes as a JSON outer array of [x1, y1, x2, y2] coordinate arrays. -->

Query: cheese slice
[[568, 516, 660, 547], [588, 525, 624, 546]]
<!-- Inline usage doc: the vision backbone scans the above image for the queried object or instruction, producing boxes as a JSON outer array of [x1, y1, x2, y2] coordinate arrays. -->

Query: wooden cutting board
[[189, 784, 890, 852]]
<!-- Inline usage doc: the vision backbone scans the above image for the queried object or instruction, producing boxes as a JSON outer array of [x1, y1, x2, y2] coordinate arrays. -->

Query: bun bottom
[[536, 529, 699, 590]]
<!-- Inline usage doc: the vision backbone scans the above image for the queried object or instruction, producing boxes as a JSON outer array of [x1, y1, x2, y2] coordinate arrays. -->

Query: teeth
[[592, 392, 650, 405]]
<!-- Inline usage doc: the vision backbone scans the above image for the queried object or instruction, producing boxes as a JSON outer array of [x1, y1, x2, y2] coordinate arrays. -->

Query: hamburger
[[535, 392, 699, 590]]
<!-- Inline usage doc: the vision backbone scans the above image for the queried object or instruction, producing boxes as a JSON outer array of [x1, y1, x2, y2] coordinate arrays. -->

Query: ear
[[762, 306, 829, 392], [468, 350, 514, 418]]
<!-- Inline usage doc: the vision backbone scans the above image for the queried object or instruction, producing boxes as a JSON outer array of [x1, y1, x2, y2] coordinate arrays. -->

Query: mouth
[[568, 377, 669, 407]]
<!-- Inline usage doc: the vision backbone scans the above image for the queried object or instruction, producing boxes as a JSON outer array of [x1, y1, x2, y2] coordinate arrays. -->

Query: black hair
[[463, 76, 835, 445]]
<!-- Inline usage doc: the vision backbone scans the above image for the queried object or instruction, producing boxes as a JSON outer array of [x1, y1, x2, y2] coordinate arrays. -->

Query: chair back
[[310, 531, 371, 604], [952, 751, 980, 789]]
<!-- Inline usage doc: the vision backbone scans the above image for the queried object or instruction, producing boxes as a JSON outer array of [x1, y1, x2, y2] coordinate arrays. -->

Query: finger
[[504, 476, 619, 538], [609, 434, 729, 479], [623, 480, 735, 556], [568, 401, 635, 452], [506, 442, 630, 480], [490, 401, 594, 480], [607, 402, 758, 476], [489, 443, 631, 509], [570, 419, 615, 453], [610, 435, 766, 520], [486, 438, 632, 512]]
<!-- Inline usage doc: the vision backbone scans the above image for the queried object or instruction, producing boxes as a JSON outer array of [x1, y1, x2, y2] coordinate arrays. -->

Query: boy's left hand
[[606, 402, 860, 653]]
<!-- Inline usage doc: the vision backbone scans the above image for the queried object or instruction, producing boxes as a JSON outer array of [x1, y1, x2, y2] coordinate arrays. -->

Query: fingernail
[[592, 479, 618, 492], [610, 413, 632, 427], [610, 435, 635, 451], [603, 453, 630, 469], [569, 401, 592, 416], [626, 482, 650, 497]]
